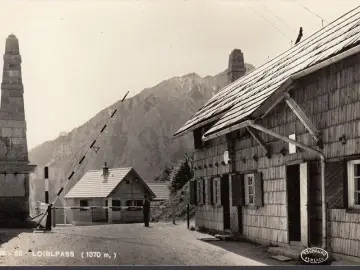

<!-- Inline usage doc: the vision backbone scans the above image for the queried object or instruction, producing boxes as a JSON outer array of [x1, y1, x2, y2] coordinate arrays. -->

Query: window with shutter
[[244, 172, 263, 207], [244, 174, 255, 206], [197, 179, 204, 205], [202, 178, 206, 205], [189, 180, 197, 205]]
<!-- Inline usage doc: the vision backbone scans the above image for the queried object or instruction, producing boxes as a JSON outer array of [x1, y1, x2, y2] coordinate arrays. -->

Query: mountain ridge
[[28, 63, 255, 211]]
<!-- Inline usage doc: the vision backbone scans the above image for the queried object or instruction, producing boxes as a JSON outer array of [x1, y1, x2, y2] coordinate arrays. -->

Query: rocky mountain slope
[[28, 64, 255, 211]]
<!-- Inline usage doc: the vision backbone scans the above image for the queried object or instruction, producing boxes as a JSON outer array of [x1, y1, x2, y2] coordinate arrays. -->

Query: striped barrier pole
[[45, 167, 52, 231], [35, 91, 130, 228]]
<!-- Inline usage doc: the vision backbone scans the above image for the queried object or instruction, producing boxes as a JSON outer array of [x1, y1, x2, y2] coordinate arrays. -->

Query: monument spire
[[0, 34, 37, 228]]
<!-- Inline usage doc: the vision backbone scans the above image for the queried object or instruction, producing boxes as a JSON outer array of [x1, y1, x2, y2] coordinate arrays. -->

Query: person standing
[[143, 195, 151, 227]]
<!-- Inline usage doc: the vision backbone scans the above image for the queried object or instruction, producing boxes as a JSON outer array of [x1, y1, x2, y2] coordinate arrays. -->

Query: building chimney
[[227, 49, 246, 84], [102, 162, 109, 177]]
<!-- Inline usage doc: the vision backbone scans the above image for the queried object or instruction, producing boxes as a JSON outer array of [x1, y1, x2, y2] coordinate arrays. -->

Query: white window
[[213, 178, 221, 205], [289, 134, 296, 154], [244, 174, 255, 206], [347, 160, 360, 209]]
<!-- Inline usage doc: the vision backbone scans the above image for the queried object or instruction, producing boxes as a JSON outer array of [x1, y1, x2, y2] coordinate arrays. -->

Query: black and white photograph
[[0, 0, 360, 267]]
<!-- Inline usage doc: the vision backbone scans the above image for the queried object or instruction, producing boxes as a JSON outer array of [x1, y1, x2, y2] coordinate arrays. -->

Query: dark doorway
[[287, 164, 301, 242], [221, 175, 231, 230]]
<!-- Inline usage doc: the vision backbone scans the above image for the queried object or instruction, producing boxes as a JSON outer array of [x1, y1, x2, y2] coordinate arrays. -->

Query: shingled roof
[[64, 167, 155, 199], [174, 6, 360, 139], [147, 182, 170, 201]]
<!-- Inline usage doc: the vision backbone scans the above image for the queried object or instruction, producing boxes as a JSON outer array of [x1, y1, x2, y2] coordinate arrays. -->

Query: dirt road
[[0, 222, 294, 266]]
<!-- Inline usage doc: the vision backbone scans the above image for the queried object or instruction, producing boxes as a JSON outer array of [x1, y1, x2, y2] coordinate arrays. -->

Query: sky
[[0, 0, 358, 150]]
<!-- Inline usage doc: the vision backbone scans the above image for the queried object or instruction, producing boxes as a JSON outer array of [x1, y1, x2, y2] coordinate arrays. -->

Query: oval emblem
[[300, 247, 329, 264]]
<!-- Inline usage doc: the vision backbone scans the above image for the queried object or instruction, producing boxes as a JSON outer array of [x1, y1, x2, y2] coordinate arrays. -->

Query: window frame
[[79, 200, 89, 211], [244, 173, 256, 206], [112, 199, 121, 211], [125, 200, 133, 206], [347, 159, 360, 209], [135, 200, 143, 206]]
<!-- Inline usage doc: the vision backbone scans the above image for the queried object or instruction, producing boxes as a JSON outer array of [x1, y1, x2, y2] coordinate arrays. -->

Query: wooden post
[[52, 207, 56, 228], [187, 204, 190, 229], [172, 199, 176, 225]]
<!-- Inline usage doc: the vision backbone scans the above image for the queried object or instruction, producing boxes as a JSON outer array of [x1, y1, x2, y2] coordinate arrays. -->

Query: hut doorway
[[287, 164, 301, 242], [221, 174, 231, 230], [287, 162, 309, 247]]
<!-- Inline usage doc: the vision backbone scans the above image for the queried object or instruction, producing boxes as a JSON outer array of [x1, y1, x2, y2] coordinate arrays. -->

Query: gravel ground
[[0, 222, 295, 266]]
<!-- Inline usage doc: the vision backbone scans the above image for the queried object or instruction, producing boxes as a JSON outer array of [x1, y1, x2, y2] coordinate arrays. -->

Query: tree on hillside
[[169, 154, 194, 195], [153, 164, 173, 182]]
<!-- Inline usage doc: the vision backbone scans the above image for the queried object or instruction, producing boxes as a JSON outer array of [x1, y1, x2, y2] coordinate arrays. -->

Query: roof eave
[[173, 113, 226, 139], [202, 44, 360, 141]]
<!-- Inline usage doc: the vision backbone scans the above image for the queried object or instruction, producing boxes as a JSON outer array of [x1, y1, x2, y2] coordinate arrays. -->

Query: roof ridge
[[176, 6, 360, 140], [176, 6, 360, 137], [206, 9, 360, 108], [86, 167, 133, 172], [212, 6, 360, 99]]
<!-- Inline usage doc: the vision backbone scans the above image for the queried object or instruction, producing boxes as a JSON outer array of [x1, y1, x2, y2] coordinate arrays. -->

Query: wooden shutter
[[232, 174, 245, 206], [325, 160, 345, 209], [206, 178, 210, 205], [189, 180, 198, 205], [209, 178, 214, 205], [202, 178, 206, 205], [254, 172, 264, 207], [217, 178, 222, 205]]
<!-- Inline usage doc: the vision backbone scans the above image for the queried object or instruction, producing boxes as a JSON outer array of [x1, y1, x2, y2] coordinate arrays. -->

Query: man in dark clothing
[[143, 195, 151, 227]]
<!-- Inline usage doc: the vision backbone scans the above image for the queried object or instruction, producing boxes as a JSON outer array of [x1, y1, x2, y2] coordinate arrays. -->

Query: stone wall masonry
[[0, 34, 35, 227], [0, 173, 26, 197], [0, 120, 26, 128]]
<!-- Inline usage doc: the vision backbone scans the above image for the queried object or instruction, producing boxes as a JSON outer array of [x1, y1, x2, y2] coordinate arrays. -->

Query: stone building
[[0, 34, 36, 227], [174, 7, 360, 262]]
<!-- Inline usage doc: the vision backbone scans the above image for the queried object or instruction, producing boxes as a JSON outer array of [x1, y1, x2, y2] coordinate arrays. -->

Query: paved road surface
[[0, 222, 294, 266]]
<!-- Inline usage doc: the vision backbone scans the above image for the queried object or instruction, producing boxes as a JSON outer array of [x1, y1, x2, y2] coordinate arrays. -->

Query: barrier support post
[[45, 167, 52, 231], [187, 204, 190, 229]]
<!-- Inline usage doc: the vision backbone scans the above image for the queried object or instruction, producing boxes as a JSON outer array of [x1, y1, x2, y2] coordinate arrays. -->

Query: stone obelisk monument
[[0, 34, 36, 227]]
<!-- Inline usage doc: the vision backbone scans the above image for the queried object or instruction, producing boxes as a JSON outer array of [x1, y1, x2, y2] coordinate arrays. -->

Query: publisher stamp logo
[[300, 247, 329, 264]]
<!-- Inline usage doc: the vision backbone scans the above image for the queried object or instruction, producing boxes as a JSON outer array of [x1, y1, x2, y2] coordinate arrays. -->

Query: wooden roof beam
[[246, 127, 271, 158], [284, 93, 319, 142]]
